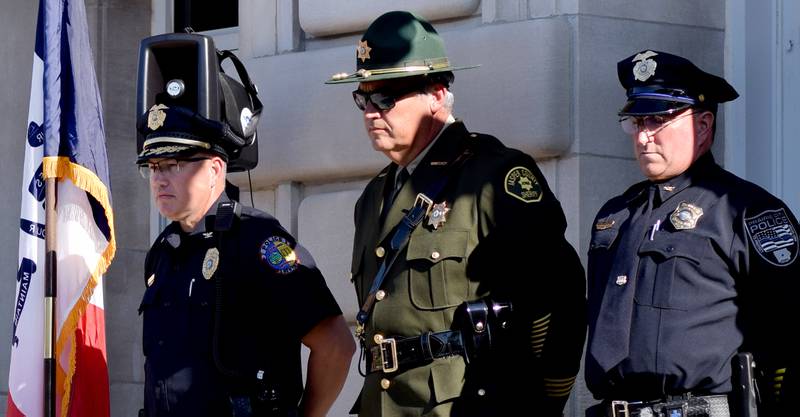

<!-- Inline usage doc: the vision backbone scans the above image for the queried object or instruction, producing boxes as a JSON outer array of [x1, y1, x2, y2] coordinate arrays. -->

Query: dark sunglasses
[[352, 84, 425, 111]]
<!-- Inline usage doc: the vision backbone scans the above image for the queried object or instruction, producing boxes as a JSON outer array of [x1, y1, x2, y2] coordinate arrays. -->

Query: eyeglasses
[[352, 84, 424, 111], [138, 157, 210, 179], [619, 111, 696, 136]]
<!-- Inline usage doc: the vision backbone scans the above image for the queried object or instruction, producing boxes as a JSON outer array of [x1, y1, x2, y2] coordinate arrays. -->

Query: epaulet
[[621, 180, 649, 200]]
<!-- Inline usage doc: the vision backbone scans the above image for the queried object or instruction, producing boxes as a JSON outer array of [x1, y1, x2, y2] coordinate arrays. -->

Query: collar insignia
[[357, 40, 372, 63], [202, 232, 214, 239], [202, 248, 220, 280], [595, 218, 615, 230], [427, 202, 450, 230], [670, 202, 703, 230], [166, 233, 181, 248], [147, 104, 168, 130]]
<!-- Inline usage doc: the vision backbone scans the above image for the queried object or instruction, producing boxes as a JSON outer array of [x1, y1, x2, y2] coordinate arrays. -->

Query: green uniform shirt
[[350, 121, 586, 417]]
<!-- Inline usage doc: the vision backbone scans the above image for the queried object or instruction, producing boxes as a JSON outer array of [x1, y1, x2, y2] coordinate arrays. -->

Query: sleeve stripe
[[532, 313, 552, 325], [544, 376, 577, 383]]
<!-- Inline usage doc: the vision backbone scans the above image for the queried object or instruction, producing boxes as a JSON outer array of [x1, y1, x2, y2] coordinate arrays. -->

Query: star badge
[[427, 202, 450, 230], [357, 40, 372, 63]]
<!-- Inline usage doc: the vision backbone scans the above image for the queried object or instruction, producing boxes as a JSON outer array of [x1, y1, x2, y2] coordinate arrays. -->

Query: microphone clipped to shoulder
[[211, 200, 241, 232]]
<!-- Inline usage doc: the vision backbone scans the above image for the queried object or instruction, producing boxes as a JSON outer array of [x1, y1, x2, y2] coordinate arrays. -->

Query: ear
[[428, 84, 447, 113], [209, 156, 224, 187], [694, 111, 715, 153]]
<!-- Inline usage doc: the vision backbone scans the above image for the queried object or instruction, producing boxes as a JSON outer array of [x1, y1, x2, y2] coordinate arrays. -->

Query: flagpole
[[44, 177, 57, 417]]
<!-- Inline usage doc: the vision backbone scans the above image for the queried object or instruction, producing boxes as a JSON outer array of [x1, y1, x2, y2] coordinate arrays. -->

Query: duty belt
[[587, 394, 730, 417], [367, 330, 465, 373]]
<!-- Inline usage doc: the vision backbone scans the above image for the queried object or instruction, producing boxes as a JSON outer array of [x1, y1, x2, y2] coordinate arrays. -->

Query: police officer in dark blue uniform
[[586, 50, 796, 417], [135, 39, 355, 416]]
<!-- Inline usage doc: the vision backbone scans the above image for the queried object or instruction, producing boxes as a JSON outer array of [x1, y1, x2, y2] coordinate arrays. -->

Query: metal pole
[[44, 177, 57, 417]]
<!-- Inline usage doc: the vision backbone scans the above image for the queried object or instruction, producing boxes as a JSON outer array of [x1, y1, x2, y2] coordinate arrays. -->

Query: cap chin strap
[[628, 93, 696, 105]]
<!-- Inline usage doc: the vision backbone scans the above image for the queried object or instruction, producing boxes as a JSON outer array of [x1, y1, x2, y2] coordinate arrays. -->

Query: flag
[[9, 0, 116, 416]]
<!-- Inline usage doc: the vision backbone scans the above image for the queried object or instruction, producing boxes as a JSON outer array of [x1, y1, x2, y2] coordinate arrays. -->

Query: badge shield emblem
[[202, 248, 220, 280], [670, 202, 703, 230]]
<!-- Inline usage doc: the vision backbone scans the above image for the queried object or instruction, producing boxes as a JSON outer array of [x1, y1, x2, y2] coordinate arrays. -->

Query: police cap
[[136, 72, 259, 165], [136, 104, 232, 163], [326, 10, 477, 84], [617, 50, 739, 116]]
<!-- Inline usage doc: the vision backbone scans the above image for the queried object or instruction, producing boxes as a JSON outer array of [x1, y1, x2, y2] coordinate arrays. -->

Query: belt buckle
[[412, 194, 433, 217], [611, 401, 629, 417], [379, 338, 399, 373]]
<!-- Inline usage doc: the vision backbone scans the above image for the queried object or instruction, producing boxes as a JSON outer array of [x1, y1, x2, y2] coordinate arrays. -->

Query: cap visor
[[618, 99, 692, 116], [136, 143, 204, 164]]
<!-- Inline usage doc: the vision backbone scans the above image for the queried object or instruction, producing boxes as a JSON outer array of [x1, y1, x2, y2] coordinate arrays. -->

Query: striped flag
[[8, 0, 116, 416]]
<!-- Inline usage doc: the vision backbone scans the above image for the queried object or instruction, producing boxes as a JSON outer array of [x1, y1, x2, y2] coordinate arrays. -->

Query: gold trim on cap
[[329, 60, 453, 82], [143, 137, 212, 150]]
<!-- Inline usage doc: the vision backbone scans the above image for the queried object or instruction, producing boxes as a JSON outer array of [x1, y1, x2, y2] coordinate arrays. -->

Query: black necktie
[[590, 184, 658, 372], [391, 168, 410, 205], [380, 167, 409, 222]]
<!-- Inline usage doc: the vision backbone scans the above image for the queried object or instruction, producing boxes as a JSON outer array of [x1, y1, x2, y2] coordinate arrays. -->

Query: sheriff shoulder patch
[[260, 236, 299, 274], [504, 166, 542, 203], [745, 208, 798, 266]]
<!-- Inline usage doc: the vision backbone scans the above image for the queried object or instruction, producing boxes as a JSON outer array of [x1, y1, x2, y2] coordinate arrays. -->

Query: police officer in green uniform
[[136, 65, 356, 415], [327, 11, 587, 417], [586, 50, 797, 417]]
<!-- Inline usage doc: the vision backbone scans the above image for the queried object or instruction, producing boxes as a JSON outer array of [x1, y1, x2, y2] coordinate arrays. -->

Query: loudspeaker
[[136, 33, 260, 172]]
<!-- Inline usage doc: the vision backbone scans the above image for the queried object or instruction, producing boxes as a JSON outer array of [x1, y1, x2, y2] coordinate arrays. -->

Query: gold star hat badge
[[357, 40, 371, 63]]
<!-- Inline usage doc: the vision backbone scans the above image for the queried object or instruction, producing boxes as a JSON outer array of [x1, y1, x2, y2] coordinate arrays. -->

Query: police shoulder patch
[[745, 208, 798, 266], [504, 166, 542, 203], [259, 236, 300, 274]]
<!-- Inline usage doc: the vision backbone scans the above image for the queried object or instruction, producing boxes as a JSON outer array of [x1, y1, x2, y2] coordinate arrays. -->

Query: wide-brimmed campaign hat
[[326, 10, 477, 84], [617, 50, 739, 116]]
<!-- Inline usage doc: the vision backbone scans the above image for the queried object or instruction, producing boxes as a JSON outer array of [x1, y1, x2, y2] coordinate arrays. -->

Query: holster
[[455, 297, 513, 363]]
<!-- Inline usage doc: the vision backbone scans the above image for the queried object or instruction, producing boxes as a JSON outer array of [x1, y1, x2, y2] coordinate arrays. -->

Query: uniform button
[[431, 251, 440, 260], [376, 290, 386, 301], [163, 301, 171, 307], [667, 246, 674, 252], [477, 388, 486, 396], [380, 378, 391, 390], [158, 340, 164, 346], [373, 334, 384, 344], [375, 247, 386, 258]]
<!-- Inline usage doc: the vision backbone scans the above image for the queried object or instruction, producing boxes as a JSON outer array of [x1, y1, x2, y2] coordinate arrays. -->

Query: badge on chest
[[670, 202, 703, 230], [202, 248, 220, 280]]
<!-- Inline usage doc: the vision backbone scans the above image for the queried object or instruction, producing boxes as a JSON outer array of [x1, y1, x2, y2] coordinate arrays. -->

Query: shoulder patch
[[504, 166, 542, 203], [745, 208, 798, 266], [260, 236, 299, 274]]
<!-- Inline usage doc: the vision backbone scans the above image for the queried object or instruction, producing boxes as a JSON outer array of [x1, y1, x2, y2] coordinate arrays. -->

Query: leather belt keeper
[[367, 330, 465, 373]]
